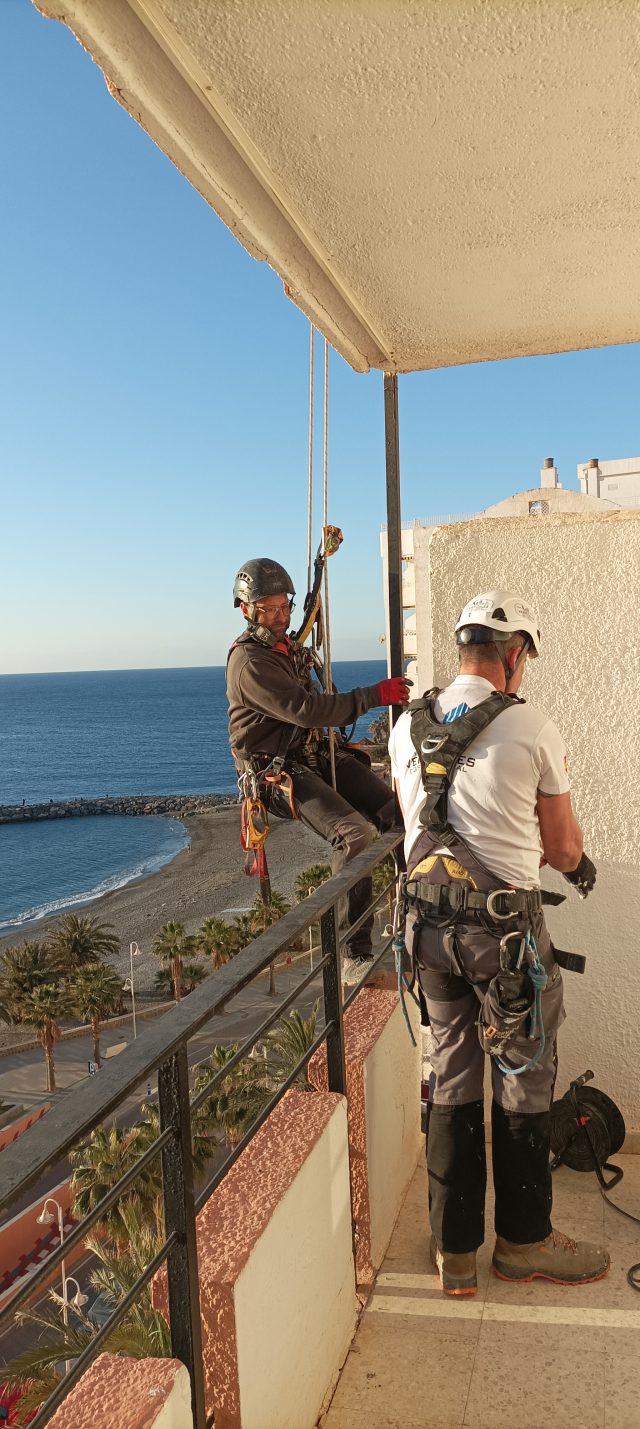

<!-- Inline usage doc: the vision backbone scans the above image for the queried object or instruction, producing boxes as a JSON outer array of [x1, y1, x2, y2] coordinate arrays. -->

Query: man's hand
[[378, 678, 413, 706], [563, 852, 597, 899]]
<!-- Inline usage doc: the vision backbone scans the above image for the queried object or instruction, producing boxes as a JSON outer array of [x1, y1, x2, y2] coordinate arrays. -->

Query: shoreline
[[0, 808, 328, 995]]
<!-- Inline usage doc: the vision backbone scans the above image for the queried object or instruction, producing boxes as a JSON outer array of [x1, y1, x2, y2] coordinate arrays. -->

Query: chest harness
[[393, 689, 583, 1072]]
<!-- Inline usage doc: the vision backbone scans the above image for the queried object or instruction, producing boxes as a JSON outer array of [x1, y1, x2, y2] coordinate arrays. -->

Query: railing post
[[158, 1048, 207, 1429], [320, 904, 347, 1094]]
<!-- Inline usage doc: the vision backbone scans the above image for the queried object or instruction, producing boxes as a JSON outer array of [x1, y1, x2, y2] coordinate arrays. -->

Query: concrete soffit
[[33, 1, 640, 375], [34, 0, 389, 373]]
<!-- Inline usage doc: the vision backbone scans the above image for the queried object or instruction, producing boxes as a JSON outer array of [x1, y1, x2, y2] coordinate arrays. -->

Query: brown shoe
[[493, 1228, 610, 1285], [430, 1234, 478, 1296]]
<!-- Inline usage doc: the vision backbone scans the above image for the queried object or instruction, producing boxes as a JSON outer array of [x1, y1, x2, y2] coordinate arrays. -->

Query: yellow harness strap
[[410, 853, 479, 890]]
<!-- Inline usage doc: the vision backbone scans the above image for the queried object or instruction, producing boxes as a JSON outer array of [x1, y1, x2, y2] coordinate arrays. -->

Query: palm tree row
[[1, 999, 321, 1415], [0, 862, 330, 1092]]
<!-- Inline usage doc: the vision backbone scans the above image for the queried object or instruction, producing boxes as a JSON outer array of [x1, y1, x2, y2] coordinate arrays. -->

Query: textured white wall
[[419, 510, 640, 1127], [235, 1100, 356, 1429], [364, 997, 422, 1268]]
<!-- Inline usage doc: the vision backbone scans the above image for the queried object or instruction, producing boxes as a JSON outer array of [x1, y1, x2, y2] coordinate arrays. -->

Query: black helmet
[[233, 558, 295, 608]]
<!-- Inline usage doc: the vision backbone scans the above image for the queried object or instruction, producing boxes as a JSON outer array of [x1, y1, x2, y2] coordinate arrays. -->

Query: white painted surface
[[364, 997, 422, 1268], [151, 1366, 193, 1429], [416, 508, 640, 1127], [578, 458, 640, 509], [36, 0, 640, 373], [234, 1099, 356, 1429]]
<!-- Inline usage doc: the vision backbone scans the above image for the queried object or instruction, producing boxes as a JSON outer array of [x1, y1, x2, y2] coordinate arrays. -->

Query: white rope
[[321, 337, 337, 790], [306, 325, 315, 592]]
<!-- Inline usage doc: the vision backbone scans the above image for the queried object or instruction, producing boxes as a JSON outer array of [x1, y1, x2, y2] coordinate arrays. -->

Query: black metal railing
[[0, 831, 402, 1429]]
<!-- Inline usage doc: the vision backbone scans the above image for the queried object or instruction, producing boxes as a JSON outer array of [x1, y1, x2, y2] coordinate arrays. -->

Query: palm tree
[[18, 983, 71, 1092], [294, 865, 332, 903], [69, 963, 124, 1068], [2, 1205, 170, 1419], [373, 854, 396, 921], [194, 1044, 270, 1149], [0, 942, 62, 1025], [139, 1098, 217, 1187], [154, 960, 208, 998], [70, 1122, 162, 1239], [250, 891, 291, 997], [196, 916, 236, 971], [264, 1002, 319, 1089], [151, 921, 199, 1002], [368, 711, 390, 746], [47, 914, 120, 970]]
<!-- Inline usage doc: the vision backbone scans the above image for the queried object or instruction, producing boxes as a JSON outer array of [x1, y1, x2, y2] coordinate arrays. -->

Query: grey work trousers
[[407, 833, 565, 1251], [268, 748, 396, 955]]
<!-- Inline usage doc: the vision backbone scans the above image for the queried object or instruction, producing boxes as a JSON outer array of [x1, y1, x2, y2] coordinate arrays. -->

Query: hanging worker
[[389, 590, 609, 1294], [227, 557, 411, 983]]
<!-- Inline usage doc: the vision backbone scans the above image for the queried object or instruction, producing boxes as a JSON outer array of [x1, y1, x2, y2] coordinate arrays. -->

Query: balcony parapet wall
[[48, 1353, 193, 1429]]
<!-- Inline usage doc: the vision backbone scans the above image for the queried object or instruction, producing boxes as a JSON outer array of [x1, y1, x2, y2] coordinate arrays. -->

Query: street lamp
[[125, 941, 141, 1039], [37, 1198, 69, 1368], [62, 1275, 88, 1311]]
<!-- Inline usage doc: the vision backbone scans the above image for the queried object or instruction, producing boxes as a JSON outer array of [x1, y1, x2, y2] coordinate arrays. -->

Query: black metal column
[[320, 905, 347, 1094], [158, 1048, 207, 1429], [383, 373, 404, 721]]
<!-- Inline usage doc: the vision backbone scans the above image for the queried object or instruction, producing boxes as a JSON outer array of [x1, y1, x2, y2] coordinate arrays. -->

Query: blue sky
[[2, 0, 640, 675]]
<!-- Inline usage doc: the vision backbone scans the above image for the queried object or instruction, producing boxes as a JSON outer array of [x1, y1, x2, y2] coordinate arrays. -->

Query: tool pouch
[[477, 967, 535, 1058]]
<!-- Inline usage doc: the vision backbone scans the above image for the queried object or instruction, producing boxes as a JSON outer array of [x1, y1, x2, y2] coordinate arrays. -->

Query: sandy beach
[[0, 808, 328, 1008]]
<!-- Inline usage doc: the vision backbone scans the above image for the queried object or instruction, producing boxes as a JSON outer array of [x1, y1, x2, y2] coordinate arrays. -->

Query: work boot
[[493, 1228, 610, 1285], [341, 953, 373, 987], [430, 1235, 478, 1296]]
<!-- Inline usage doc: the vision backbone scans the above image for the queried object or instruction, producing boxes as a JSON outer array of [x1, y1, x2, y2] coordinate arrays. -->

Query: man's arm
[[536, 790, 583, 872], [237, 655, 382, 730]]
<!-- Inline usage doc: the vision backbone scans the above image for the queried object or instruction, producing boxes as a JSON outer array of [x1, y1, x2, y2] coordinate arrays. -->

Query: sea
[[0, 662, 386, 930]]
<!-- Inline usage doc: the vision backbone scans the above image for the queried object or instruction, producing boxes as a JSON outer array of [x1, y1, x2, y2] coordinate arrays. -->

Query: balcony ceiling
[[36, 0, 640, 373]]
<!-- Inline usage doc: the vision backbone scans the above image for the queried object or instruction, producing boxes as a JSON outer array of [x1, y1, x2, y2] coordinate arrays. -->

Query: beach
[[0, 808, 328, 1010]]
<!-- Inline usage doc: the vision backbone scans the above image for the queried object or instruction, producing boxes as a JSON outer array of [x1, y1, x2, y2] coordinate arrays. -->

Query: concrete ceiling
[[35, 0, 640, 373]]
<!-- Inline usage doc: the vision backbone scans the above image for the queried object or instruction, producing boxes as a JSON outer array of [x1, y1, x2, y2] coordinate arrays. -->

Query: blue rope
[[394, 932, 417, 1047], [495, 930, 547, 1076]]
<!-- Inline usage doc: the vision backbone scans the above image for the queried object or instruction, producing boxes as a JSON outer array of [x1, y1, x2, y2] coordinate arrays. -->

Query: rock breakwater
[[0, 794, 237, 825]]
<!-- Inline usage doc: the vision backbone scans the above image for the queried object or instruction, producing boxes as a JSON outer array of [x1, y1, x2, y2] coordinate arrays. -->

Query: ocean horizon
[[0, 661, 386, 928]]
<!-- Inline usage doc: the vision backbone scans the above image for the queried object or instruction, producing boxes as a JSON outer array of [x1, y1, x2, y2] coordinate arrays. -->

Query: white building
[[578, 456, 640, 506]]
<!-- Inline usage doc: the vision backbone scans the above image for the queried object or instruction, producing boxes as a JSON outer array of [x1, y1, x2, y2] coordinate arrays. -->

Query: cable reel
[[550, 1069, 625, 1190]]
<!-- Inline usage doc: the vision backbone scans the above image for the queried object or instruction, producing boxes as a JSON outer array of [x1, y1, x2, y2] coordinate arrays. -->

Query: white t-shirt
[[388, 675, 570, 889]]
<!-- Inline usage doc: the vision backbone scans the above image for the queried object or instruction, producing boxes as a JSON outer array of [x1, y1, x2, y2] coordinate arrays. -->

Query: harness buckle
[[486, 888, 519, 921]]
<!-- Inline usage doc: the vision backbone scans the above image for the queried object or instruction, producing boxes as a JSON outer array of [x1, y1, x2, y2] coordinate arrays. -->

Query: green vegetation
[[69, 963, 123, 1068]]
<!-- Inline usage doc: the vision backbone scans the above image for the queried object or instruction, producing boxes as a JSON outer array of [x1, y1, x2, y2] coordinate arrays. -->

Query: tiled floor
[[322, 1152, 640, 1429]]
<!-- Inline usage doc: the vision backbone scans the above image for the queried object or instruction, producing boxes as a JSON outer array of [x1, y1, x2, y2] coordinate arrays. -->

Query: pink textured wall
[[0, 1104, 50, 1154], [153, 1087, 342, 1429], [47, 1354, 188, 1429], [310, 988, 400, 1286]]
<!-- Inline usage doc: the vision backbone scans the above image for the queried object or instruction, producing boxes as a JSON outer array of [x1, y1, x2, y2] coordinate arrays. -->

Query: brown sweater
[[227, 632, 382, 760]]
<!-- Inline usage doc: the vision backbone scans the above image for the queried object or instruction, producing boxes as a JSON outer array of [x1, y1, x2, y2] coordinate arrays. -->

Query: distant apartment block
[[578, 457, 640, 507]]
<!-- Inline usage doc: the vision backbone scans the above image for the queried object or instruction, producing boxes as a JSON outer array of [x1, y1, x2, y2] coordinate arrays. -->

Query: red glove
[[377, 677, 413, 705]]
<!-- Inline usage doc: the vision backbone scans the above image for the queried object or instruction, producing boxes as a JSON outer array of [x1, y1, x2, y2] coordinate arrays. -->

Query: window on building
[[528, 500, 549, 515]]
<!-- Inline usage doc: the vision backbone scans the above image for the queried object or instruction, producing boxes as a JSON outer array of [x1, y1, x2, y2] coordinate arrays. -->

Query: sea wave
[[0, 834, 188, 932]]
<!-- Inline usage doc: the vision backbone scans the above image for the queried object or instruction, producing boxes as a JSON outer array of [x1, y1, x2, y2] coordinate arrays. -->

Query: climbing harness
[[479, 928, 548, 1075], [408, 688, 521, 842]]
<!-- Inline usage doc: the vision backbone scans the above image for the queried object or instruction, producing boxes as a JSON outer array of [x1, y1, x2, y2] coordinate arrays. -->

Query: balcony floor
[[322, 1150, 640, 1429]]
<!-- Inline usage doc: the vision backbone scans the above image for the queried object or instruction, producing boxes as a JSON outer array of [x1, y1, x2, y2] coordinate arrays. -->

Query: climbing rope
[[306, 323, 315, 592], [392, 875, 419, 1046], [321, 336, 337, 789]]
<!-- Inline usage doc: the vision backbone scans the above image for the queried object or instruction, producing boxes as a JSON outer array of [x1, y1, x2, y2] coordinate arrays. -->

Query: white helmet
[[455, 591, 540, 657]]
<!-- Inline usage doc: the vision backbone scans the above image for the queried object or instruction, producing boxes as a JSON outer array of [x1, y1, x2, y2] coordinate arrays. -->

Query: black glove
[[563, 852, 596, 898]]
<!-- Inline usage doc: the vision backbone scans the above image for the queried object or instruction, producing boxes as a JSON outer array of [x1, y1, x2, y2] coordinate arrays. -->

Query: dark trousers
[[269, 749, 396, 955]]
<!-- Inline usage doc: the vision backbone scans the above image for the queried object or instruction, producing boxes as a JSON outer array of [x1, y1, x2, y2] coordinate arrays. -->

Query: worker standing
[[227, 558, 410, 982], [389, 591, 609, 1294]]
